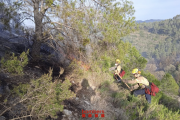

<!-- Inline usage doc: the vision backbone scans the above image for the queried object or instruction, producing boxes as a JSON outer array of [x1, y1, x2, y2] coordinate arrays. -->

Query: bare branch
[[20, 18, 35, 25], [0, 97, 28, 116], [52, 22, 77, 31], [9, 114, 32, 120], [22, 12, 34, 18], [25, 0, 34, 6], [92, 0, 107, 8]]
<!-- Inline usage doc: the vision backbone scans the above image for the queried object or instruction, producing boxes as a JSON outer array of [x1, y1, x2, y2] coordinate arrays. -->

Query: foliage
[[90, 39, 147, 80], [1, 69, 75, 119], [99, 81, 111, 94], [98, 69, 180, 120], [164, 64, 176, 74], [134, 15, 180, 62], [67, 59, 85, 76], [149, 104, 180, 120], [125, 15, 180, 87], [127, 46, 147, 69], [83, 38, 90, 46], [100, 54, 111, 72], [0, 1, 23, 31], [1, 50, 29, 75], [159, 92, 180, 112], [141, 70, 160, 86], [160, 73, 179, 95], [12, 0, 137, 61], [2, 1, 180, 120], [124, 91, 180, 120]]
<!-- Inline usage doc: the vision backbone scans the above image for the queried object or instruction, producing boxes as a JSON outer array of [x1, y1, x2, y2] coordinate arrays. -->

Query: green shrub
[[67, 59, 84, 76], [100, 54, 111, 72], [112, 92, 124, 99], [151, 91, 163, 104], [159, 92, 179, 112], [1, 50, 29, 75], [98, 80, 111, 93], [7, 69, 76, 119], [141, 70, 161, 86], [82, 38, 90, 46], [126, 46, 147, 71], [150, 105, 180, 120], [160, 73, 179, 95]]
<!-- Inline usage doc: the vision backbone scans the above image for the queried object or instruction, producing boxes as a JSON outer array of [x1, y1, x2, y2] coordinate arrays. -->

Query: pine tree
[[12, 0, 136, 62], [160, 73, 179, 95]]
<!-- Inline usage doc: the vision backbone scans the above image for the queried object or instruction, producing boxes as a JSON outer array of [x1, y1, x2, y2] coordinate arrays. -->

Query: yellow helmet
[[132, 68, 138, 74], [116, 59, 120, 64]]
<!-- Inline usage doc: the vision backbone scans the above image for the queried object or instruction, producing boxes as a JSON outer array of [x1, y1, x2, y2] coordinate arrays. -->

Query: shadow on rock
[[76, 79, 96, 101], [56, 79, 96, 120]]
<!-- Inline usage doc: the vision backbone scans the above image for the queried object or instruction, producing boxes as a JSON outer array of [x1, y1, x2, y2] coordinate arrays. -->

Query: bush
[[126, 46, 147, 71], [2, 69, 75, 119], [160, 73, 179, 95], [100, 55, 111, 72], [141, 70, 161, 86], [99, 80, 111, 93], [1, 50, 29, 75], [150, 104, 180, 120], [159, 92, 179, 112]]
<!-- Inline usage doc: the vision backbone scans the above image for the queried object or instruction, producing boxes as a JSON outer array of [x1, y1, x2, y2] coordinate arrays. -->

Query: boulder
[[0, 116, 6, 120], [63, 109, 72, 116]]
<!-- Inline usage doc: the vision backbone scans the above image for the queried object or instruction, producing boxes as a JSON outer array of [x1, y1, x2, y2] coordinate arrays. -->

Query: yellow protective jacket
[[114, 64, 122, 75], [126, 76, 149, 87]]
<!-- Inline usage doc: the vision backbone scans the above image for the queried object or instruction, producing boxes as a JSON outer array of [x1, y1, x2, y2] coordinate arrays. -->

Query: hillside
[[124, 30, 168, 57], [0, 1, 180, 120], [126, 15, 180, 83]]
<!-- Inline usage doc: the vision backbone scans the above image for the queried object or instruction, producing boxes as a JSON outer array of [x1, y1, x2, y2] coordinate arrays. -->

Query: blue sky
[[131, 0, 180, 20]]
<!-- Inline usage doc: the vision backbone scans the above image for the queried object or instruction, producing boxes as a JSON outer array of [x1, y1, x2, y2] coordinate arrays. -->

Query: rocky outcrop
[[0, 116, 6, 120]]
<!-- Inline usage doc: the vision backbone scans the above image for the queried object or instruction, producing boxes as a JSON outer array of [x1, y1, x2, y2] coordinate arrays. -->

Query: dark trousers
[[133, 89, 151, 103], [114, 74, 122, 82]]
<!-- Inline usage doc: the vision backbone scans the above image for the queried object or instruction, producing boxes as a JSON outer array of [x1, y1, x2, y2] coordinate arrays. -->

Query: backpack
[[119, 69, 125, 78], [145, 82, 159, 96], [115, 64, 126, 78]]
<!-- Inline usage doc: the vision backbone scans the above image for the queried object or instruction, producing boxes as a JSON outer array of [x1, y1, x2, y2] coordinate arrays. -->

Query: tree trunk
[[31, 1, 43, 62], [31, 40, 41, 62]]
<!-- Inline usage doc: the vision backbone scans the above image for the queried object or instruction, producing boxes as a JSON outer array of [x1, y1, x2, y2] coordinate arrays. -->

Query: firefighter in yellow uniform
[[122, 68, 151, 103], [114, 59, 122, 82]]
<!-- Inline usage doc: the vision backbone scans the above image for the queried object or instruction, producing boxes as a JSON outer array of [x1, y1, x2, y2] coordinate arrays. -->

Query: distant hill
[[127, 15, 180, 83], [136, 19, 163, 23]]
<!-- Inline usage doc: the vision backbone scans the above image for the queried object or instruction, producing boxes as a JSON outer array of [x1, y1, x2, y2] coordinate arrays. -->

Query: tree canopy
[[3, 0, 136, 61]]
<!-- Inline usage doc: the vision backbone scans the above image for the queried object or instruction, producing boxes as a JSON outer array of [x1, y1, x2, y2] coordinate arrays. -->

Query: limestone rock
[[63, 109, 72, 116]]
